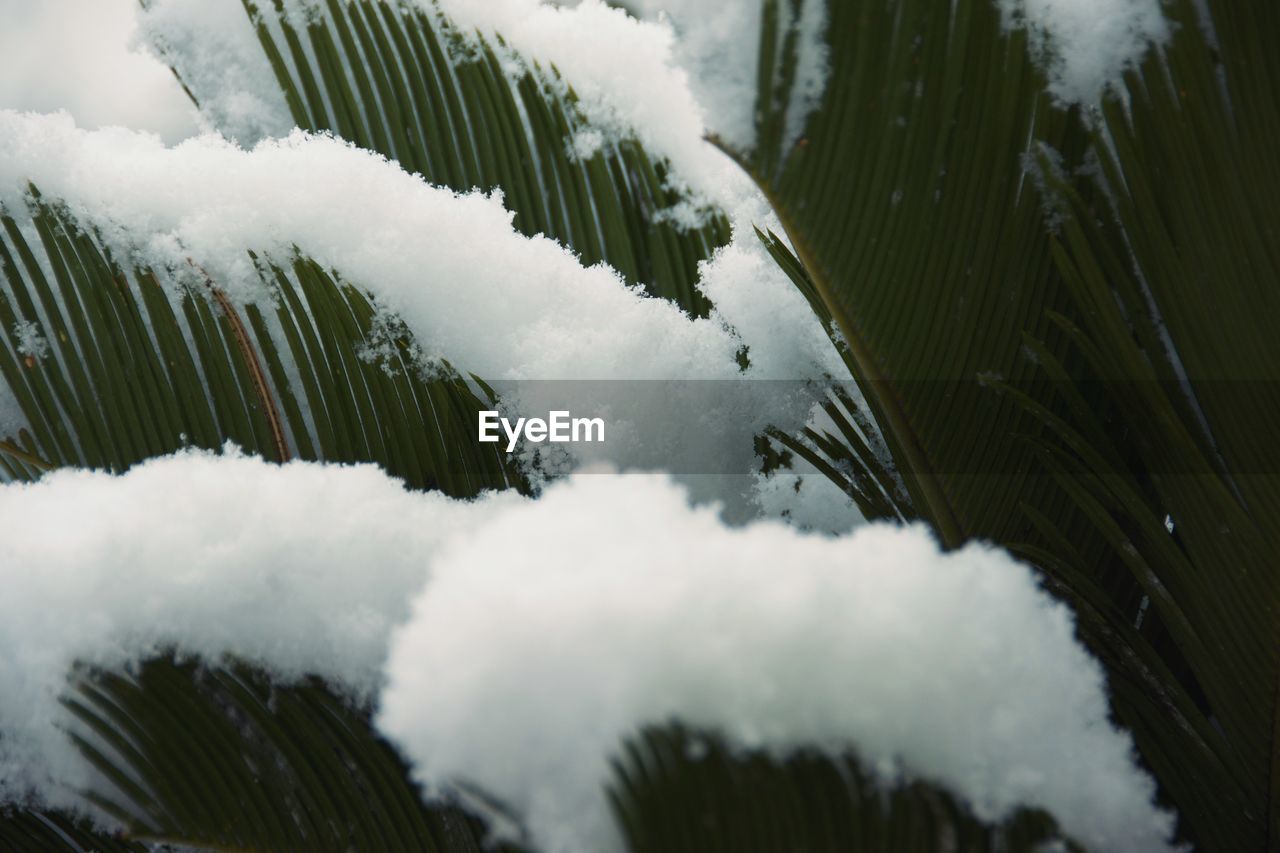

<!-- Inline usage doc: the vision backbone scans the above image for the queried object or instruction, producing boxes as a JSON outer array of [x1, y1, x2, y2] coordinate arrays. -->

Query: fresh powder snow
[[0, 449, 1174, 853], [0, 110, 851, 521]]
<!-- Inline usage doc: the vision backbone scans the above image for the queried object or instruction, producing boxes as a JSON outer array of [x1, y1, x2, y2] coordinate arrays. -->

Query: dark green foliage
[[0, 809, 149, 852], [38, 655, 1070, 853], [233, 0, 728, 314], [730, 0, 1097, 552], [0, 192, 519, 496], [743, 0, 1280, 848], [61, 655, 518, 852], [1005, 0, 1280, 847], [611, 725, 1076, 853]]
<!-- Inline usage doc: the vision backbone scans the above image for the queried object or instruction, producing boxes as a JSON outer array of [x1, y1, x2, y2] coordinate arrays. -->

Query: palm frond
[[0, 191, 519, 495], [721, 0, 1099, 553], [1000, 0, 1280, 845], [611, 724, 1077, 853], [63, 655, 516, 852], [0, 809, 148, 852], [742, 0, 1279, 847], [211, 0, 728, 315], [59, 655, 1079, 853]]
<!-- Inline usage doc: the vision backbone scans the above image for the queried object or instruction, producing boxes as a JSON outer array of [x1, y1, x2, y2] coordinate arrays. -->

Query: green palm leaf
[[611, 725, 1076, 853], [723, 0, 1099, 551], [0, 191, 519, 495], [63, 655, 513, 852], [48, 655, 1076, 853], [1002, 0, 1280, 846], [207, 0, 728, 314], [741, 0, 1280, 847]]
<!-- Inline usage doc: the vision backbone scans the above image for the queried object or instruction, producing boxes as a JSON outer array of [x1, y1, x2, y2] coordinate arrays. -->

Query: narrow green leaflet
[[0, 810, 146, 852]]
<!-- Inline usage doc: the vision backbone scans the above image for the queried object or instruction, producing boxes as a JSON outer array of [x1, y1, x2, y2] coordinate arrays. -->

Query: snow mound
[[0, 448, 522, 813], [379, 472, 1175, 853]]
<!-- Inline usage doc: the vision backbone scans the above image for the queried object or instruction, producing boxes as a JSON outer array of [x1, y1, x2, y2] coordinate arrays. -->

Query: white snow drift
[[0, 449, 1172, 852], [380, 471, 1174, 853]]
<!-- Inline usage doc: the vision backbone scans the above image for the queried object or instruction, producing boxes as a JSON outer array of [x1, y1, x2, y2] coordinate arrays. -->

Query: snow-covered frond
[[0, 449, 1172, 852]]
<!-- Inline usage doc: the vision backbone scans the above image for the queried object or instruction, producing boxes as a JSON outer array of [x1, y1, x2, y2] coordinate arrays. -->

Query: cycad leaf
[[63, 655, 518, 852], [0, 809, 148, 852], [610, 725, 1077, 853], [725, 0, 1099, 553], [0, 192, 520, 495], [731, 0, 1280, 847], [755, 227, 912, 523], [210, 0, 729, 315], [1016, 0, 1280, 845]]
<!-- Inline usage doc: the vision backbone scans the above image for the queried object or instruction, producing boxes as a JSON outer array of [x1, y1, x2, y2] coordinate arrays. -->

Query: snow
[[0, 112, 735, 381], [781, 0, 831, 154], [137, 0, 294, 145], [430, 0, 727, 200], [997, 0, 1170, 104], [752, 461, 862, 534], [0, 449, 1172, 853], [626, 0, 829, 155], [379, 471, 1174, 853], [0, 111, 845, 517], [0, 0, 198, 144], [0, 447, 524, 814], [432, 0, 828, 185], [13, 320, 49, 361]]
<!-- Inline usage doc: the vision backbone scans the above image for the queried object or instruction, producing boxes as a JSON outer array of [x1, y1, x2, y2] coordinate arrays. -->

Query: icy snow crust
[[0, 450, 1173, 852]]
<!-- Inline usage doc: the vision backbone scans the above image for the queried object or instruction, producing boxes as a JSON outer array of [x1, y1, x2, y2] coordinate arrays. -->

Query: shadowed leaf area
[[742, 0, 1280, 848], [2, 657, 1076, 853]]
